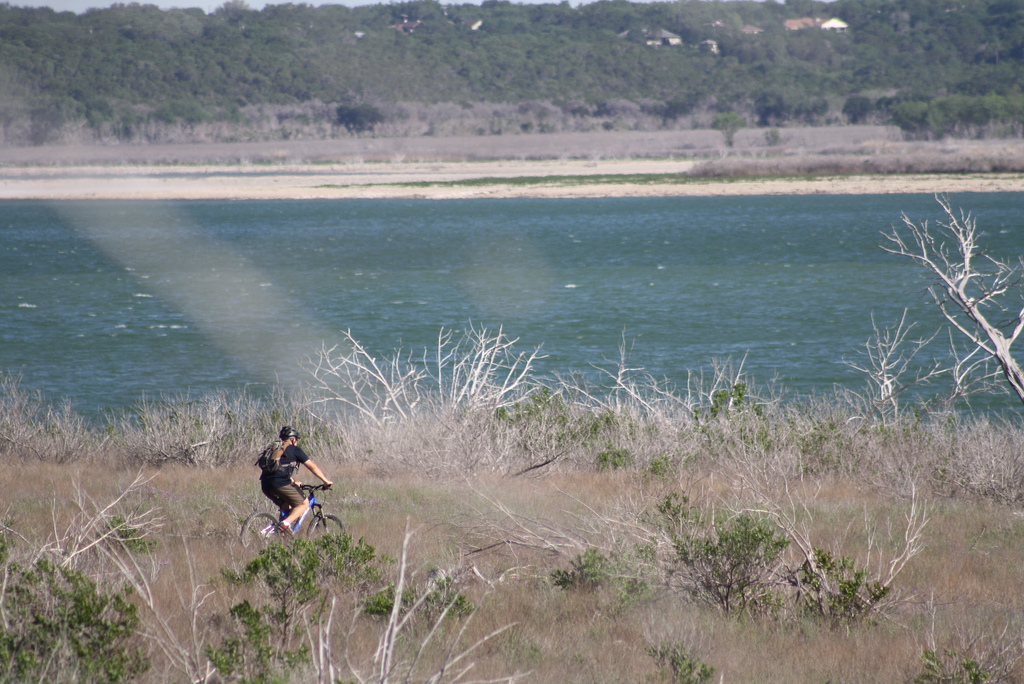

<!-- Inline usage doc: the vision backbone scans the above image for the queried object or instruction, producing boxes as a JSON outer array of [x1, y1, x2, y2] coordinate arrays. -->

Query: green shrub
[[649, 454, 675, 480], [0, 533, 149, 683], [551, 548, 612, 590], [672, 514, 789, 616], [645, 493, 698, 541], [797, 420, 851, 474], [711, 112, 745, 147], [706, 382, 760, 419], [422, 576, 475, 619], [497, 388, 620, 460], [152, 99, 206, 125], [363, 583, 412, 616], [208, 533, 388, 681], [843, 95, 874, 124], [796, 548, 890, 624], [914, 647, 993, 684], [597, 444, 634, 471], [108, 515, 157, 554], [552, 546, 653, 610], [336, 104, 384, 133], [647, 641, 715, 684], [362, 578, 472, 620]]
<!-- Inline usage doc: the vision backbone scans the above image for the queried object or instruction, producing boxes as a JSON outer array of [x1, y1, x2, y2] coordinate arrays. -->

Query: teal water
[[2, 194, 1022, 419]]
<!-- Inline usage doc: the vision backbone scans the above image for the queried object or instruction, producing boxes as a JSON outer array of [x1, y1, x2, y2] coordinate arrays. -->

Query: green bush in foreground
[[672, 514, 789, 617], [208, 533, 389, 682], [0, 534, 149, 683]]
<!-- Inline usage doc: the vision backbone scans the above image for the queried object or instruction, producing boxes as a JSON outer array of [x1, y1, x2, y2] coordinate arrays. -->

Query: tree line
[[2, 0, 1024, 144]]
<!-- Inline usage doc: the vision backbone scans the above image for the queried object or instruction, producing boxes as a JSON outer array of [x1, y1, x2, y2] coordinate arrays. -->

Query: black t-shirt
[[260, 444, 309, 489]]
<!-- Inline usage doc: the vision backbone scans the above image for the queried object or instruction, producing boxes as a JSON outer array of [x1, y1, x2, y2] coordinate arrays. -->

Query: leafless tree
[[304, 325, 544, 425], [844, 310, 996, 423], [884, 196, 1024, 406]]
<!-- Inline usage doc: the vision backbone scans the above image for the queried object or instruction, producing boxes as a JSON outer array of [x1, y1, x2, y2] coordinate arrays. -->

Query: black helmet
[[279, 426, 300, 440]]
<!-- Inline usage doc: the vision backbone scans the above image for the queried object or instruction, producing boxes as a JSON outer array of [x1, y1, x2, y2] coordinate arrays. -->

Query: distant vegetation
[[2, 0, 1024, 144]]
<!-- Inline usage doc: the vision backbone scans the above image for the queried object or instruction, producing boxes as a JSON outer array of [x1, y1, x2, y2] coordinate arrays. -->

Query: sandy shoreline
[[2, 158, 1023, 200]]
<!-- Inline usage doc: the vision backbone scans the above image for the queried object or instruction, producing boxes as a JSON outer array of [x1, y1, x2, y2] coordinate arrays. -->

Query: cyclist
[[259, 426, 333, 534]]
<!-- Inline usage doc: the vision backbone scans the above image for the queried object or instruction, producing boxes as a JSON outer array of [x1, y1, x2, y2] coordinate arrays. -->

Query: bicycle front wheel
[[305, 513, 345, 539], [241, 512, 285, 548]]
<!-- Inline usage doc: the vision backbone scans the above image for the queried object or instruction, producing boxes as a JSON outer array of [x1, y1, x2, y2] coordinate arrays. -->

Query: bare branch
[[883, 195, 1024, 405]]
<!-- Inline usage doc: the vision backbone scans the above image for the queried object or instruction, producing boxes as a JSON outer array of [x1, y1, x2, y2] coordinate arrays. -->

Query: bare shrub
[[920, 417, 1024, 503], [344, 522, 520, 684], [305, 325, 544, 425], [727, 461, 928, 624], [914, 605, 1024, 684], [0, 373, 101, 463], [111, 390, 301, 467], [98, 535, 218, 683], [35, 471, 162, 572]]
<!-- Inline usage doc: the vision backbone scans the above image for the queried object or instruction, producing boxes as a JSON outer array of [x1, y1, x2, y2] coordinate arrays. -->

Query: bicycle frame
[[244, 482, 339, 546], [278, 485, 322, 533]]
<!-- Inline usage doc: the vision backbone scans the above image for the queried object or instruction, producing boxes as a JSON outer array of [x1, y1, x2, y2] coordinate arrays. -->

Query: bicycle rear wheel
[[304, 513, 345, 539], [241, 512, 285, 548]]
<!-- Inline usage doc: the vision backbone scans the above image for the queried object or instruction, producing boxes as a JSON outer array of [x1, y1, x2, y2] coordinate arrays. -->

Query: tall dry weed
[[0, 374, 103, 463]]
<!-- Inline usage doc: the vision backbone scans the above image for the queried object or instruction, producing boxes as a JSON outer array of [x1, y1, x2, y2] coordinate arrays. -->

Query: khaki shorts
[[262, 482, 306, 510]]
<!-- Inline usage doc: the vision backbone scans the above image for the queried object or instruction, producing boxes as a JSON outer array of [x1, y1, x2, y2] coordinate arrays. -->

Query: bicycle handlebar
[[298, 483, 332, 493]]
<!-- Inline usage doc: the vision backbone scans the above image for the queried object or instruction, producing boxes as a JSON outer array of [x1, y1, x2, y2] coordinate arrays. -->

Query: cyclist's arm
[[303, 459, 333, 488]]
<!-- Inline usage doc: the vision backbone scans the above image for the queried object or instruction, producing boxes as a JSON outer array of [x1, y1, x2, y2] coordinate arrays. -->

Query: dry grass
[[4, 449, 1024, 682], [4, 361, 1024, 682]]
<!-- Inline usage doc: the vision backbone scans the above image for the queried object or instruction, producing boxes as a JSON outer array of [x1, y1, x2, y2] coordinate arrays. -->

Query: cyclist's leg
[[263, 483, 306, 531], [282, 499, 309, 530], [271, 483, 308, 530]]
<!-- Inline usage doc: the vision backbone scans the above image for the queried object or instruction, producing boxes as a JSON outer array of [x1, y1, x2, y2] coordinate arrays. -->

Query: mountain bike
[[240, 483, 345, 547]]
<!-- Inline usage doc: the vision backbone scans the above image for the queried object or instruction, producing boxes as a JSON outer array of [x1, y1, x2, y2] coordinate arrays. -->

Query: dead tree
[[883, 196, 1024, 406]]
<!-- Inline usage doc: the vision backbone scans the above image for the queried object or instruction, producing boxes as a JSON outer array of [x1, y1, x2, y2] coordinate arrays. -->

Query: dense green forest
[[2, 0, 1024, 144]]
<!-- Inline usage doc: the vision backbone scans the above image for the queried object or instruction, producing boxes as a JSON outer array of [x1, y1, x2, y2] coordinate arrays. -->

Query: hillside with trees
[[2, 0, 1024, 145]]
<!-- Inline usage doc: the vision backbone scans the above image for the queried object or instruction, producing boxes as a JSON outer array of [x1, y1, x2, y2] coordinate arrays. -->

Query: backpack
[[255, 442, 286, 477]]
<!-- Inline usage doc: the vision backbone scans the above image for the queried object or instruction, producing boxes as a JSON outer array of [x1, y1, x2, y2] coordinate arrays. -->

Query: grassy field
[[4, 352, 1024, 683]]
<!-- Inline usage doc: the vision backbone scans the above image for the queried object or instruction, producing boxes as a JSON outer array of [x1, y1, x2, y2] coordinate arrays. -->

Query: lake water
[[3, 193, 1022, 419]]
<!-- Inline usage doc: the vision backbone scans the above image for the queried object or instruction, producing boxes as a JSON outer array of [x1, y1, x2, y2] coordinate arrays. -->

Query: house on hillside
[[785, 17, 848, 32], [645, 29, 682, 46], [784, 17, 820, 30], [462, 19, 482, 30], [389, 20, 422, 34], [699, 39, 719, 54], [741, 25, 763, 34]]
